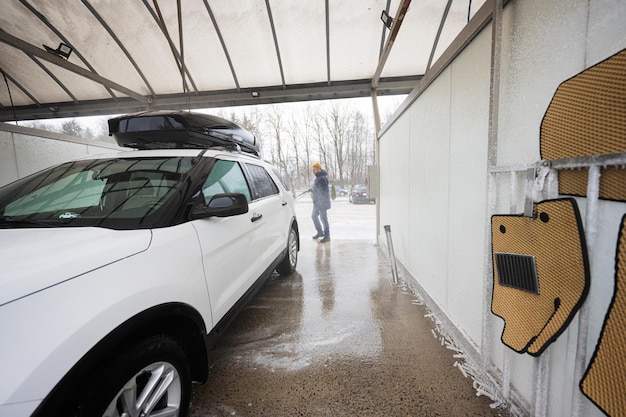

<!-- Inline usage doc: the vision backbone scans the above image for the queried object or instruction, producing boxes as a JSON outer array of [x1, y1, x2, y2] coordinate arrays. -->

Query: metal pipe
[[384, 225, 399, 285], [571, 164, 601, 417]]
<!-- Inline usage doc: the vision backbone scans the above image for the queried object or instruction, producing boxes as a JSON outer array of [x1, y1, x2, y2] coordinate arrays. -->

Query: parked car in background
[[335, 186, 349, 196], [0, 111, 299, 417], [349, 184, 375, 204], [328, 185, 348, 197]]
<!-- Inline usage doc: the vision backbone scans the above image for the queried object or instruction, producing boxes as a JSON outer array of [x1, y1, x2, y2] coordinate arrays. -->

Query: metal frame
[[1, 75, 419, 121]]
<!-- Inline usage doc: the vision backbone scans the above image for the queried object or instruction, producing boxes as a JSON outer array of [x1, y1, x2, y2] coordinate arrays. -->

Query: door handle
[[282, 201, 288, 206], [251, 213, 263, 222]]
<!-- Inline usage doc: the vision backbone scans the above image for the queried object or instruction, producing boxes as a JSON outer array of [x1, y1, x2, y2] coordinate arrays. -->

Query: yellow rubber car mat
[[491, 199, 590, 356], [559, 167, 626, 202], [540, 49, 626, 202], [580, 214, 626, 417]]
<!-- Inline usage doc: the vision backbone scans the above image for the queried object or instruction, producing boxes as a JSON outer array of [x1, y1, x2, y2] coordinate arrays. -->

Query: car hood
[[0, 228, 152, 306]]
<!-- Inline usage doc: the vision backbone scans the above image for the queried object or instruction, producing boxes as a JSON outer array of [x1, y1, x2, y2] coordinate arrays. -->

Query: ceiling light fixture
[[43, 42, 73, 60], [380, 10, 393, 29]]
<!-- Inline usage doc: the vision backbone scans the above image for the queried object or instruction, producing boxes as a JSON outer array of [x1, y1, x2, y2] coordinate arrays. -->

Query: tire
[[75, 335, 191, 417], [277, 225, 298, 276]]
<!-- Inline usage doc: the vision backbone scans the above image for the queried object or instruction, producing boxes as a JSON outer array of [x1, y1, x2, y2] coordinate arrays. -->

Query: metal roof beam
[[82, 0, 156, 97], [202, 0, 240, 90], [19, 0, 118, 99], [0, 68, 40, 106], [0, 76, 419, 122], [0, 30, 150, 104], [325, 0, 330, 85], [426, 0, 453, 71], [379, 0, 392, 59], [30, 55, 78, 102], [265, 0, 286, 89], [144, 0, 199, 94], [371, 0, 411, 89]]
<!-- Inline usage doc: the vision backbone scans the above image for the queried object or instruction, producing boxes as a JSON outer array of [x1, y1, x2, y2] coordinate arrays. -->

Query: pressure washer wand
[[294, 189, 311, 200]]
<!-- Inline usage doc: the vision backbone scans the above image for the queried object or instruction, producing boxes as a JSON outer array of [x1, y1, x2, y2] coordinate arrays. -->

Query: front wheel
[[277, 225, 298, 276], [76, 335, 191, 417]]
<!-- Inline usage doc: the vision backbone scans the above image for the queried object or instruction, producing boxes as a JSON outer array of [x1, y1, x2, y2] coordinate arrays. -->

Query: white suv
[[0, 111, 299, 416]]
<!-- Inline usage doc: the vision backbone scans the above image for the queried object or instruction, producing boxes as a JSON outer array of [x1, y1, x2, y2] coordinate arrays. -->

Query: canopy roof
[[0, 0, 485, 122]]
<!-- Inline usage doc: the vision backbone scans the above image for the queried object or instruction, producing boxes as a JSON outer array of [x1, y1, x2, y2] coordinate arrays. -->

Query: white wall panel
[[407, 74, 451, 307], [378, 1, 626, 416], [447, 27, 491, 347], [379, 114, 411, 268], [0, 124, 122, 187], [497, 0, 589, 166], [0, 130, 18, 185]]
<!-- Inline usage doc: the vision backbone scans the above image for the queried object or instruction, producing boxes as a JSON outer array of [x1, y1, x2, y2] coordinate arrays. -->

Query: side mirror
[[190, 193, 249, 219]]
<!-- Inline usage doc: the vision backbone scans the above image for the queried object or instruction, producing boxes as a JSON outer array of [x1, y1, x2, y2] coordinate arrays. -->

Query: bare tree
[[347, 110, 372, 186], [266, 105, 292, 184], [22, 120, 57, 132], [203, 98, 390, 188], [287, 104, 320, 189], [323, 102, 353, 186], [61, 120, 85, 138], [312, 108, 331, 180]]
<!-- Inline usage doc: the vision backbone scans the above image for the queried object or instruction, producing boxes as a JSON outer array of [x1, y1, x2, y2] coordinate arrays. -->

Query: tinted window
[[202, 160, 251, 203], [245, 164, 279, 199]]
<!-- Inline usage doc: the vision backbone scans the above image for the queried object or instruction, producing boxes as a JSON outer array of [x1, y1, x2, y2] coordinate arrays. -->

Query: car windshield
[[0, 157, 197, 229]]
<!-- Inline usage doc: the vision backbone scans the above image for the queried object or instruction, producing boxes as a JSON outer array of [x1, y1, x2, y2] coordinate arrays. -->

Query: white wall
[[378, 1, 626, 416], [0, 123, 122, 187], [380, 23, 491, 353]]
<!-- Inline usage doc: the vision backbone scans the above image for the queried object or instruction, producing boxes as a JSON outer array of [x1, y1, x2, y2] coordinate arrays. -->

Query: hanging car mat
[[559, 167, 626, 202], [580, 214, 626, 417], [491, 198, 589, 356], [539, 49, 626, 201]]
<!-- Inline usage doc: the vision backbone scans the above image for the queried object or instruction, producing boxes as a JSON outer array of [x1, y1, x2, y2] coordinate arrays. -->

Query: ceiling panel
[[0, 0, 490, 121], [178, 0, 239, 91], [272, 1, 327, 85], [84, 0, 185, 95], [383, 0, 449, 77], [328, 0, 382, 81], [209, 0, 283, 88]]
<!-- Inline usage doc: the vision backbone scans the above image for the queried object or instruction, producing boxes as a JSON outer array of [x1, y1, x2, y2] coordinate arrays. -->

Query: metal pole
[[384, 225, 400, 285]]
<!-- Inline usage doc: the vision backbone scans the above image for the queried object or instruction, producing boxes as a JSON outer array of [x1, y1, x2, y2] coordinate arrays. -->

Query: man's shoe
[[312, 233, 323, 239], [320, 236, 330, 242]]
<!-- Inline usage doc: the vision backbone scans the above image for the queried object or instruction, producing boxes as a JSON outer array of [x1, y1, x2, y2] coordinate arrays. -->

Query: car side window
[[272, 167, 290, 191], [245, 163, 279, 200], [202, 160, 251, 203]]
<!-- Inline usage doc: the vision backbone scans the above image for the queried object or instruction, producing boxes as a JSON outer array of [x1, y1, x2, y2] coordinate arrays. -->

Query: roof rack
[[108, 110, 260, 156]]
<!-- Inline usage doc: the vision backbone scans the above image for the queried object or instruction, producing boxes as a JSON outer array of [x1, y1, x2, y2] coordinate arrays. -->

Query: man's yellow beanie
[[312, 162, 322, 169]]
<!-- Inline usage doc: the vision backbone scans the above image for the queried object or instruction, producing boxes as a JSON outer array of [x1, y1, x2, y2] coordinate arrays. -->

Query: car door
[[242, 162, 288, 273], [191, 158, 259, 326]]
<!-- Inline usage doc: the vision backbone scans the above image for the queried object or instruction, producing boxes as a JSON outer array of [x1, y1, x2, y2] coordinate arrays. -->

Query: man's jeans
[[312, 206, 330, 237]]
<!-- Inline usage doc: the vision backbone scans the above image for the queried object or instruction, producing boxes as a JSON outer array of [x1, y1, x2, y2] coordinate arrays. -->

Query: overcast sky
[[46, 94, 407, 134]]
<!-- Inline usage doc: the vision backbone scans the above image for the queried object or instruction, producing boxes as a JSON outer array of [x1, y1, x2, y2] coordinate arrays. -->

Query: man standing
[[311, 162, 331, 242]]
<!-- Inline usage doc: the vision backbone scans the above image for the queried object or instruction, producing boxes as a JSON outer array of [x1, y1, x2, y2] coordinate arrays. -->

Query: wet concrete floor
[[190, 198, 503, 416]]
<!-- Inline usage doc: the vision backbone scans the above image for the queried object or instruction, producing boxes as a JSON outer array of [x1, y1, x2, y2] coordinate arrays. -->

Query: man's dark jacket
[[312, 169, 331, 210]]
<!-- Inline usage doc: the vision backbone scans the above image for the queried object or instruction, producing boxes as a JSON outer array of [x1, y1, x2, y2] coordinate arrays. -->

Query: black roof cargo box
[[108, 110, 259, 155]]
